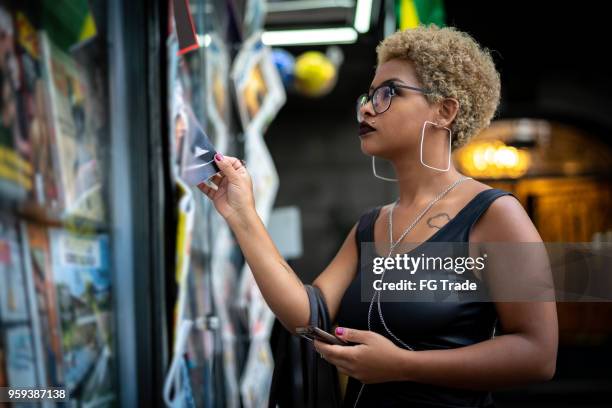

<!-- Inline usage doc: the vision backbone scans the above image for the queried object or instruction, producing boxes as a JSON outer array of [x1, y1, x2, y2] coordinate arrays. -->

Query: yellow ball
[[294, 51, 337, 97]]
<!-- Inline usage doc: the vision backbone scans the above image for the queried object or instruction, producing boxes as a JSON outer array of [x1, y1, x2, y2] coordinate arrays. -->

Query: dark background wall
[[267, 36, 394, 283]]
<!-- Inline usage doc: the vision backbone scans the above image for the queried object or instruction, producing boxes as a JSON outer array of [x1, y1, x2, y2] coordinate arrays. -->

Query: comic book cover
[[24, 222, 63, 386], [40, 31, 104, 221], [48, 228, 112, 398], [0, 217, 29, 323], [0, 4, 32, 201], [14, 10, 60, 208]]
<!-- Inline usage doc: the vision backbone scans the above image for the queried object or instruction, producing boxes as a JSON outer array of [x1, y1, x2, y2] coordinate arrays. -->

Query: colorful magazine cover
[[48, 228, 112, 397], [14, 10, 60, 208], [40, 31, 104, 220], [24, 222, 63, 386], [0, 4, 32, 201], [0, 217, 29, 323]]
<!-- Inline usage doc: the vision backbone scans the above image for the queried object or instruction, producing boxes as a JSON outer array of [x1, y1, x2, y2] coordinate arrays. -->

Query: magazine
[[0, 4, 32, 201], [0, 217, 29, 323], [23, 222, 63, 386], [14, 10, 60, 208], [40, 31, 104, 220], [48, 228, 112, 396]]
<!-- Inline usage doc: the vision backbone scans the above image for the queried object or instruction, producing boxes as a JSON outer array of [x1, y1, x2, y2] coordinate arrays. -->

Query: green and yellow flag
[[396, 0, 446, 30]]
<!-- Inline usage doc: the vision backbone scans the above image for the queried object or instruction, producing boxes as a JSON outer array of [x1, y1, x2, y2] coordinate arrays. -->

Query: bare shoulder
[[471, 186, 543, 243]]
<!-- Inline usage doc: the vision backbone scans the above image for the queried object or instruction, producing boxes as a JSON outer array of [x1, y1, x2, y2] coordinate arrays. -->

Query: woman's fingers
[[211, 173, 223, 185], [315, 341, 354, 375], [215, 155, 247, 174], [315, 341, 349, 364], [197, 182, 214, 197], [228, 157, 246, 171], [214, 153, 242, 181]]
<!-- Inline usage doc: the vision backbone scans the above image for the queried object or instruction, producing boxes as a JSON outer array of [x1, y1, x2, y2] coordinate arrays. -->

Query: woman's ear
[[436, 98, 460, 128]]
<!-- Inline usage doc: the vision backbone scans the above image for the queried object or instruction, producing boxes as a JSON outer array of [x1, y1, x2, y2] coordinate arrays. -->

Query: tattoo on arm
[[427, 212, 451, 229]]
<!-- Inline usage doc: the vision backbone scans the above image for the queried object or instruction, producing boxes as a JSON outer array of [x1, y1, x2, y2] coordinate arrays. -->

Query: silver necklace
[[353, 175, 473, 408]]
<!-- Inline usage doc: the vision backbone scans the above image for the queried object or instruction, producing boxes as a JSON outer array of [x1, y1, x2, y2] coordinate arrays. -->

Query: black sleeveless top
[[335, 188, 516, 408]]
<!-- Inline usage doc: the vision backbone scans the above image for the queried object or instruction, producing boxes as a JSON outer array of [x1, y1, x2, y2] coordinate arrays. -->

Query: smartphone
[[296, 326, 350, 346]]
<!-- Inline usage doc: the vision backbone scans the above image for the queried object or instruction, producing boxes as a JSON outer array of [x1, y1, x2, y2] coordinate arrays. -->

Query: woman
[[199, 25, 558, 408]]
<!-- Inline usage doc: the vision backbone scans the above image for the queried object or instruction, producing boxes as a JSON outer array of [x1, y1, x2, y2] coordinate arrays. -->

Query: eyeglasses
[[356, 82, 432, 123]]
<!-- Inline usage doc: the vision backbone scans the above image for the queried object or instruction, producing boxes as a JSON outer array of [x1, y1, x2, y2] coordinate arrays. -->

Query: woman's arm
[[199, 154, 359, 334], [226, 206, 311, 333], [228, 209, 359, 333]]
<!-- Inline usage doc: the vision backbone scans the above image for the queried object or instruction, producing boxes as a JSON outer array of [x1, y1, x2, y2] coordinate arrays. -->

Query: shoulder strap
[[304, 284, 332, 330], [465, 189, 517, 234], [355, 206, 381, 260], [304, 285, 319, 327], [303, 284, 341, 408]]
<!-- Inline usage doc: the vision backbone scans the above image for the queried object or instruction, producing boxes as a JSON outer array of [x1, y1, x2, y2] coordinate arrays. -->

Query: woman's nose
[[359, 99, 376, 121]]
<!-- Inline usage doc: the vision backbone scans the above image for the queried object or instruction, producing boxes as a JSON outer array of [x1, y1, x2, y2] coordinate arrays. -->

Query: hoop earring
[[420, 120, 451, 172], [372, 156, 397, 182]]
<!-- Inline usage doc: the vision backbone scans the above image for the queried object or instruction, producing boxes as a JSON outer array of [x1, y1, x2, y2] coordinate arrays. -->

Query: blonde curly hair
[[376, 24, 501, 149]]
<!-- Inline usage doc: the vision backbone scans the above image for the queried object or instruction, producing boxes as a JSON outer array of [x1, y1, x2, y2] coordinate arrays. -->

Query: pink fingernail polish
[[215, 153, 224, 161], [335, 327, 344, 335]]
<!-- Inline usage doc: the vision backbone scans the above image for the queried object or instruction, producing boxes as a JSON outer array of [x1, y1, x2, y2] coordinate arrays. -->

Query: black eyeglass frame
[[356, 82, 433, 122]]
